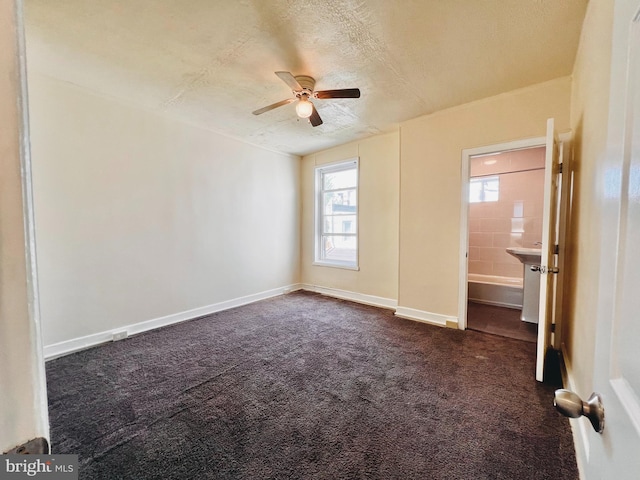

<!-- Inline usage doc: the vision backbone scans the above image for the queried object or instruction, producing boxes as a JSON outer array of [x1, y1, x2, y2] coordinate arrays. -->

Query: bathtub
[[468, 274, 523, 309]]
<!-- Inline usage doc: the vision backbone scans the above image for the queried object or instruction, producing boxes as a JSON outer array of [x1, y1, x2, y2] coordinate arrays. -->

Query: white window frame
[[313, 158, 359, 270]]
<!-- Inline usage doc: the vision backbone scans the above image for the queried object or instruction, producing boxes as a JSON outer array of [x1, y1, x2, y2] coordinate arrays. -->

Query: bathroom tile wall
[[468, 147, 545, 280]]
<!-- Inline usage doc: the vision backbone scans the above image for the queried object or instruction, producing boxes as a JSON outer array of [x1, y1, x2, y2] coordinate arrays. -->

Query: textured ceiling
[[24, 0, 588, 156]]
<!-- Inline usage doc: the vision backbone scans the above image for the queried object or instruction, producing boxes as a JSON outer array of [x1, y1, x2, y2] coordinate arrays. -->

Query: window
[[314, 159, 358, 269], [469, 176, 499, 203]]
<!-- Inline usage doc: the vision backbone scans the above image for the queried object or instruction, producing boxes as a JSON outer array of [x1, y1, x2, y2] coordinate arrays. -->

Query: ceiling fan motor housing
[[294, 75, 316, 97]]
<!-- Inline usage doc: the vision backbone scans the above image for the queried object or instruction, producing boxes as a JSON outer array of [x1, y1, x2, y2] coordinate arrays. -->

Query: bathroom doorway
[[459, 139, 548, 343], [459, 121, 570, 381]]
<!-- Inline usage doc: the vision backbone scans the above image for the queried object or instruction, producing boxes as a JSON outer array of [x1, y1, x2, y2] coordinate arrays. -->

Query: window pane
[[469, 176, 499, 203], [323, 168, 357, 190], [321, 235, 357, 263], [469, 180, 482, 203], [483, 178, 499, 201], [315, 160, 358, 267], [323, 189, 357, 215], [323, 215, 357, 234]]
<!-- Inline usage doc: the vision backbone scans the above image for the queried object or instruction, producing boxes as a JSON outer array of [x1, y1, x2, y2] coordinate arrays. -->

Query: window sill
[[312, 262, 360, 271]]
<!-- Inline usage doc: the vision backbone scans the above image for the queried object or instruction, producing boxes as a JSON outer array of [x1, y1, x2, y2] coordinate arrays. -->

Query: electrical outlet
[[112, 330, 128, 341]]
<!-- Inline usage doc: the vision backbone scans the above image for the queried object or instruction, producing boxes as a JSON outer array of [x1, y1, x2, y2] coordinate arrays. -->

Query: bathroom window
[[469, 176, 500, 203], [314, 159, 359, 269]]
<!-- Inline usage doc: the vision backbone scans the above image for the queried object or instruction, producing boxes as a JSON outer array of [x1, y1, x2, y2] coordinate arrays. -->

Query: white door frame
[[458, 134, 572, 337], [0, 0, 49, 452], [458, 136, 546, 330]]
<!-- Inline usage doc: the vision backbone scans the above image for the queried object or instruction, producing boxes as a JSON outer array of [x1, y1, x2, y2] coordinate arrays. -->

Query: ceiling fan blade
[[315, 88, 361, 99], [252, 98, 295, 115], [309, 104, 323, 127], [275, 71, 303, 91]]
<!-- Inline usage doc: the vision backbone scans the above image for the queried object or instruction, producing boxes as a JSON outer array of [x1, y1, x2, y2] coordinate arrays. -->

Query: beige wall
[[300, 132, 400, 302], [565, 0, 614, 401], [398, 77, 572, 317], [28, 73, 301, 347], [0, 0, 49, 452]]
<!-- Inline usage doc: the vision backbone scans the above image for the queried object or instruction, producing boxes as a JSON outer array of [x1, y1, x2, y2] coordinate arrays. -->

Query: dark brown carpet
[[46, 291, 577, 479]]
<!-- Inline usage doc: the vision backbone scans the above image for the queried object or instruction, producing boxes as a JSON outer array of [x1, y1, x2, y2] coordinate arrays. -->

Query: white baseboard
[[560, 342, 588, 480], [295, 286, 457, 330], [43, 283, 302, 360], [300, 284, 397, 310], [394, 306, 458, 328], [44, 284, 455, 361]]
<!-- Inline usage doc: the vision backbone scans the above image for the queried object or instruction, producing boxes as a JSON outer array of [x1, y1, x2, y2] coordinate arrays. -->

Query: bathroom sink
[[506, 247, 543, 324], [506, 247, 542, 265]]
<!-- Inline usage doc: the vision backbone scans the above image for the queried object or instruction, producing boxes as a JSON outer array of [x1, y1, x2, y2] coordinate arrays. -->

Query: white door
[[583, 0, 640, 476], [535, 118, 562, 382]]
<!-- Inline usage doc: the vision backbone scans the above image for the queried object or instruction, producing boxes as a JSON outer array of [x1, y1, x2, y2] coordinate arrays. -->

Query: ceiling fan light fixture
[[296, 97, 314, 118]]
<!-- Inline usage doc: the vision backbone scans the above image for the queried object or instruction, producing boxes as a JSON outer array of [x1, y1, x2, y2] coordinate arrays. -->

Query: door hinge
[[558, 162, 563, 174], [530, 265, 560, 274], [554, 244, 559, 255], [550, 323, 556, 333]]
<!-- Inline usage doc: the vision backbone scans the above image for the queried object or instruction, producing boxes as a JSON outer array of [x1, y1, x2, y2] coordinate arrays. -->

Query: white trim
[[313, 157, 359, 170], [301, 284, 397, 310], [394, 306, 456, 327], [458, 144, 471, 330], [311, 262, 360, 271], [43, 284, 303, 360], [5, 0, 51, 447], [18, 0, 50, 443], [561, 342, 589, 480]]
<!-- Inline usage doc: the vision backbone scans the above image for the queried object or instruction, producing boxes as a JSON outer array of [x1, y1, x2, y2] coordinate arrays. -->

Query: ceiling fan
[[252, 71, 361, 127]]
